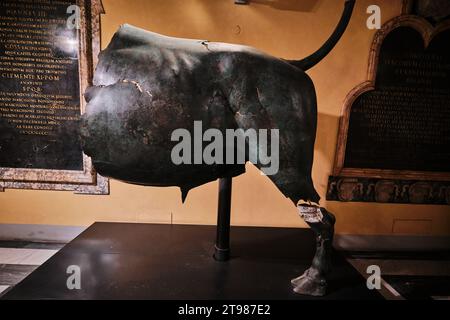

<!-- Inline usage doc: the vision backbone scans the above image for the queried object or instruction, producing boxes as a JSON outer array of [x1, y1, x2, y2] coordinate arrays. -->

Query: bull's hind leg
[[292, 205, 335, 296]]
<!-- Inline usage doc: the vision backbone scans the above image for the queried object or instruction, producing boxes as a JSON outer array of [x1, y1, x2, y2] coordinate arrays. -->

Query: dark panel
[[2, 223, 383, 300], [0, 0, 83, 170], [344, 27, 450, 172]]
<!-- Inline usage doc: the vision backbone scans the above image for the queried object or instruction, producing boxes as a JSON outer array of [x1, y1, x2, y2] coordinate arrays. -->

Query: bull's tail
[[288, 0, 356, 71]]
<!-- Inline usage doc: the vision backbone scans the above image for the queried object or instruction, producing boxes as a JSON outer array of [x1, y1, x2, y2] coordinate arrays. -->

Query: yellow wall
[[0, 0, 449, 236]]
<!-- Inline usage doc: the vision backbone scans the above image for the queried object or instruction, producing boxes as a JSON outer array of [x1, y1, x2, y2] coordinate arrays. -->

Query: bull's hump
[[93, 24, 277, 88], [109, 24, 206, 52], [110, 24, 265, 57]]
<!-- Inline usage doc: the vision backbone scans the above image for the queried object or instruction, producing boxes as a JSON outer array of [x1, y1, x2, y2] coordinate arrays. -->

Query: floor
[[0, 242, 65, 297], [345, 252, 450, 300], [0, 224, 448, 300]]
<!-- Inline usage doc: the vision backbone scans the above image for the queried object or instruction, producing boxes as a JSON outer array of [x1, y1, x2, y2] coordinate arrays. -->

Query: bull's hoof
[[291, 269, 327, 297]]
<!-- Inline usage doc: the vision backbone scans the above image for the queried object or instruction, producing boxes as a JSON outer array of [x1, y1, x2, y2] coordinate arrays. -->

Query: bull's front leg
[[292, 205, 336, 296]]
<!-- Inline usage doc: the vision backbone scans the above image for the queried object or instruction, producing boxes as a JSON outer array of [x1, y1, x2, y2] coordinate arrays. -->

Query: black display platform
[[383, 275, 450, 300], [3, 223, 383, 300]]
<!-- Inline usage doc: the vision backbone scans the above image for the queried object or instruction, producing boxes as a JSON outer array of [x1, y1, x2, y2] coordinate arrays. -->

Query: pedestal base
[[3, 223, 383, 300]]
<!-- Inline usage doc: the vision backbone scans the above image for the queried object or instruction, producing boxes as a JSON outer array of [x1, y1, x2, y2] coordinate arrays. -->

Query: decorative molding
[[1, 173, 109, 195], [0, 0, 109, 195], [327, 176, 450, 205], [334, 15, 450, 181]]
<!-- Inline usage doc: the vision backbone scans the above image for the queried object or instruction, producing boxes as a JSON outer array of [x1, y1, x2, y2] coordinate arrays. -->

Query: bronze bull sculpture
[[81, 0, 356, 296]]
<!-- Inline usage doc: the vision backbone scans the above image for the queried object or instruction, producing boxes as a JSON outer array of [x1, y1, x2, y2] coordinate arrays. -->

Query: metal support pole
[[214, 177, 233, 262]]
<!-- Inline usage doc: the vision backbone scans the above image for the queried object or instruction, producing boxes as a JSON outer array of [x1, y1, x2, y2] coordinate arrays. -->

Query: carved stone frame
[[0, 0, 109, 194], [328, 14, 450, 205], [333, 15, 450, 182]]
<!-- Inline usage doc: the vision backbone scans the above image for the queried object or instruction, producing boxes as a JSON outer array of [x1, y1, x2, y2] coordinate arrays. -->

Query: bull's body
[[82, 25, 319, 204], [80, 0, 356, 296]]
